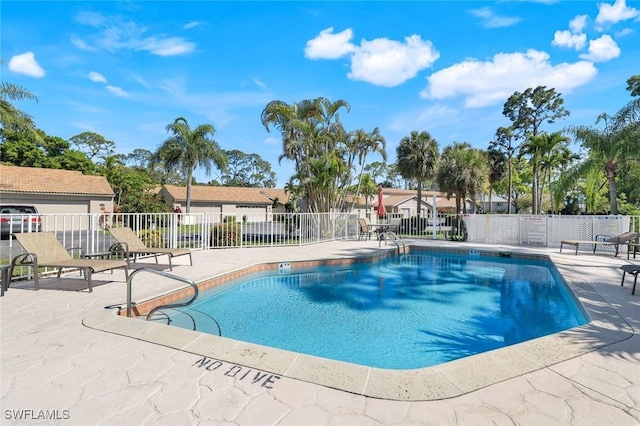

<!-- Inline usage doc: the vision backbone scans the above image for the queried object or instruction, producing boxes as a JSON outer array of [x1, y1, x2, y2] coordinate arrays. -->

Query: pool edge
[[82, 244, 634, 401]]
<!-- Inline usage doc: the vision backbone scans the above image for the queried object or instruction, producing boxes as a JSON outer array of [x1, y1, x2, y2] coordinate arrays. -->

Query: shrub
[[138, 229, 165, 247], [210, 222, 240, 247]]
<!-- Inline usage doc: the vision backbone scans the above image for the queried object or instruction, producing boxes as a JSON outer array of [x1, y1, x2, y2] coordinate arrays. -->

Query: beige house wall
[[394, 198, 433, 218], [0, 193, 113, 214], [160, 186, 274, 223], [0, 193, 114, 230]]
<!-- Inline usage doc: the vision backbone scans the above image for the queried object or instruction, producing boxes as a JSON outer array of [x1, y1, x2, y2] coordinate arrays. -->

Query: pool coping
[[82, 244, 635, 401]]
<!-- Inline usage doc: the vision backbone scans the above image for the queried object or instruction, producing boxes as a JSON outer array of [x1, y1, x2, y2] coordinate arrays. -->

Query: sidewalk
[[1, 239, 639, 425]]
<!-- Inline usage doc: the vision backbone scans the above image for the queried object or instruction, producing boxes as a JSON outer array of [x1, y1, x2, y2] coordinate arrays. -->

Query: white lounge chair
[[560, 231, 640, 256]]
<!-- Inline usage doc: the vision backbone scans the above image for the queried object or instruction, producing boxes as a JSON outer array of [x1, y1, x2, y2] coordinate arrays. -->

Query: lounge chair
[[357, 218, 376, 240], [620, 264, 639, 295], [560, 231, 640, 256], [108, 226, 192, 270], [10, 232, 128, 292]]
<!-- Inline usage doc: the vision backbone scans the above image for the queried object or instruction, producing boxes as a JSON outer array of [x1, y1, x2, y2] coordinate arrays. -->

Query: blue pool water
[[167, 252, 587, 369]]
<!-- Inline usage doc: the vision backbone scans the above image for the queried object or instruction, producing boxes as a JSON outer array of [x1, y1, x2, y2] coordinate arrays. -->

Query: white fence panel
[[4, 212, 639, 278], [547, 215, 631, 253], [463, 214, 520, 244]]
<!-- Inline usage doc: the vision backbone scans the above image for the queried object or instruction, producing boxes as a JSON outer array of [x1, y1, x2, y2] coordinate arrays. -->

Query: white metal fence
[[2, 212, 639, 276]]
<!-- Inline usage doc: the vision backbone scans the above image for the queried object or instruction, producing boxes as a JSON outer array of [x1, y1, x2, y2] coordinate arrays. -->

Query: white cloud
[[183, 21, 201, 30], [74, 11, 109, 27], [106, 85, 130, 97], [421, 49, 597, 108], [615, 27, 634, 37], [88, 71, 107, 83], [73, 12, 196, 57], [348, 35, 440, 87], [304, 27, 355, 59], [388, 105, 459, 133], [569, 15, 588, 33], [579, 34, 621, 62], [253, 77, 267, 90], [70, 34, 97, 52], [304, 29, 440, 87], [552, 30, 587, 49], [135, 37, 195, 56], [71, 122, 98, 132], [264, 136, 280, 146], [8, 52, 45, 78], [469, 7, 521, 28], [595, 0, 639, 27]]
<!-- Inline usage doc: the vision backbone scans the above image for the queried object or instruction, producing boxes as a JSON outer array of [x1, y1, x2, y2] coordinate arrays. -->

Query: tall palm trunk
[[488, 186, 493, 213], [185, 169, 193, 213], [606, 165, 618, 214], [416, 182, 423, 219], [531, 165, 538, 214], [507, 155, 513, 214]]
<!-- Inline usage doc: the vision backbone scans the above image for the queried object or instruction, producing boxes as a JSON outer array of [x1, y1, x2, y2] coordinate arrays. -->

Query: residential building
[[157, 184, 288, 222], [0, 165, 115, 214]]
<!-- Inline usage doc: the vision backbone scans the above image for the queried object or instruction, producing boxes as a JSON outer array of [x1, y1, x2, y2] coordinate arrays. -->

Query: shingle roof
[[382, 194, 426, 207], [0, 165, 115, 196], [161, 184, 287, 204], [382, 188, 440, 197]]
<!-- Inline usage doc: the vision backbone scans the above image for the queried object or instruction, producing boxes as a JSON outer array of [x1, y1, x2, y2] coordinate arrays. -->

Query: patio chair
[[108, 226, 192, 271], [620, 264, 639, 295], [560, 231, 640, 256], [10, 232, 128, 292], [357, 218, 376, 240]]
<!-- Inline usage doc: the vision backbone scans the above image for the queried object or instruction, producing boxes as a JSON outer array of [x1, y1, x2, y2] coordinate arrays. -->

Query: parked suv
[[0, 205, 42, 237]]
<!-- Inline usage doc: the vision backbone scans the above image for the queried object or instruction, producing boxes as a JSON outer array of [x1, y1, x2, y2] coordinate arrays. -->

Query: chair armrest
[[11, 252, 37, 266], [109, 242, 129, 256], [67, 247, 85, 258]]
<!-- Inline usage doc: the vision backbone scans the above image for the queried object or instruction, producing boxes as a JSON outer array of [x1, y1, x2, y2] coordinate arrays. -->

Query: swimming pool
[[163, 250, 587, 369]]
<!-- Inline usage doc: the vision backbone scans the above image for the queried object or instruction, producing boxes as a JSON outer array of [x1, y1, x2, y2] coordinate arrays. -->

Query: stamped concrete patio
[[1, 238, 639, 425]]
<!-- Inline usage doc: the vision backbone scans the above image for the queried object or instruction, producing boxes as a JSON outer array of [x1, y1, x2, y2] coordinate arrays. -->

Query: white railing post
[[432, 195, 437, 239]]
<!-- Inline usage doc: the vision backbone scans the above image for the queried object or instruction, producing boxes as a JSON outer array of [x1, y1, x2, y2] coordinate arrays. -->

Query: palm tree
[[357, 173, 378, 214], [490, 127, 520, 214], [261, 97, 352, 213], [349, 127, 387, 210], [396, 131, 439, 218], [486, 148, 506, 213], [0, 64, 41, 143], [465, 148, 488, 213], [538, 132, 573, 213], [155, 117, 227, 212], [519, 134, 548, 214], [436, 150, 460, 212], [437, 142, 487, 213], [566, 118, 635, 215]]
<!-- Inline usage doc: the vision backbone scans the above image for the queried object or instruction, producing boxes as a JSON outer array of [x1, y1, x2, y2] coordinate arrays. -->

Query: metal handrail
[[126, 268, 198, 318]]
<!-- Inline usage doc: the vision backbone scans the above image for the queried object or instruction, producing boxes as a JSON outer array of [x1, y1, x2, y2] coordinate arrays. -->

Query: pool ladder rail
[[125, 268, 221, 336], [378, 231, 406, 254]]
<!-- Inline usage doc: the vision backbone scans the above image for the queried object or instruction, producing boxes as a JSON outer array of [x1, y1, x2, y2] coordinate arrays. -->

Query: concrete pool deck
[[1, 239, 639, 425]]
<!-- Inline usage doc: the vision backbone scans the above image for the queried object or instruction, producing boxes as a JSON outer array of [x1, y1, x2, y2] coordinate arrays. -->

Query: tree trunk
[[186, 170, 193, 213], [531, 166, 538, 214], [489, 186, 493, 213], [507, 155, 513, 214], [416, 182, 423, 219], [608, 174, 618, 215]]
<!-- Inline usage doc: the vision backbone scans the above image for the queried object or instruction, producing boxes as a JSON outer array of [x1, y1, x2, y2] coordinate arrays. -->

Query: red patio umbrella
[[377, 185, 387, 218]]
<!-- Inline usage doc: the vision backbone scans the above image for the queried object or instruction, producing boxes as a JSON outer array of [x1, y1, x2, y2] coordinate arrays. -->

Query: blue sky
[[3, 1, 639, 187]]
